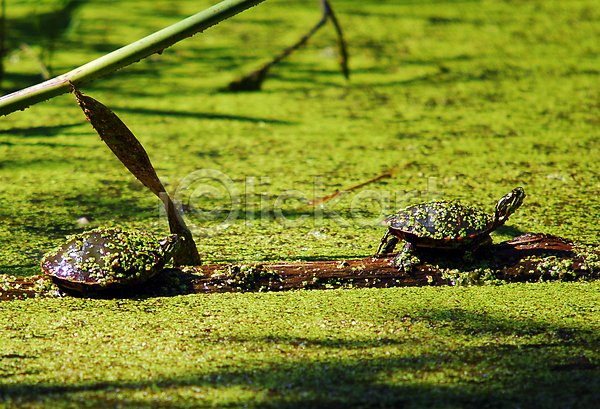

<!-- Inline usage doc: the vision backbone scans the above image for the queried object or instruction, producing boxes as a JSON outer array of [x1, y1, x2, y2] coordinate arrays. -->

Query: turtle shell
[[41, 228, 178, 292], [386, 200, 494, 249]]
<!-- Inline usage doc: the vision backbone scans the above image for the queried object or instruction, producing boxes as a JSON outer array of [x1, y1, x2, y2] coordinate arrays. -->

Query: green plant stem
[[0, 0, 266, 116]]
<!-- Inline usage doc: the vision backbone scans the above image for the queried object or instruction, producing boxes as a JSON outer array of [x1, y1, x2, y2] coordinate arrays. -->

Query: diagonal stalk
[[224, 0, 348, 92], [0, 0, 266, 116], [321, 0, 349, 79]]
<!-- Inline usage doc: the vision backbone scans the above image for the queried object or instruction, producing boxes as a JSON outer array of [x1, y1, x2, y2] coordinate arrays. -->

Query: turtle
[[376, 187, 526, 271], [41, 227, 180, 293]]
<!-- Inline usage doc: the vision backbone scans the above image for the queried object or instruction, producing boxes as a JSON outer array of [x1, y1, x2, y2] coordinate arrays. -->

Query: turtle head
[[159, 234, 181, 260], [494, 187, 525, 224]]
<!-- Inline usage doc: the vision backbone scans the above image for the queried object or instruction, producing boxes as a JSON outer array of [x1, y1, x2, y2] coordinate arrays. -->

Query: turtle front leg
[[392, 241, 418, 272], [376, 231, 400, 256], [382, 236, 399, 254]]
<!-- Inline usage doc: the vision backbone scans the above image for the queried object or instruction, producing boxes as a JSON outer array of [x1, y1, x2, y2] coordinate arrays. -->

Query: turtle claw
[[392, 255, 414, 272]]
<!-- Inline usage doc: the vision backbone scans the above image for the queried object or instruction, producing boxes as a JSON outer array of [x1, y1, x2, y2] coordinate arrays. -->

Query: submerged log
[[1, 233, 598, 300]]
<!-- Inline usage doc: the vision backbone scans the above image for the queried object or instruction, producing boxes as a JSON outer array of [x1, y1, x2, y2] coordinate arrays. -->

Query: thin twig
[[223, 0, 349, 91], [19, 43, 51, 80], [306, 167, 397, 207]]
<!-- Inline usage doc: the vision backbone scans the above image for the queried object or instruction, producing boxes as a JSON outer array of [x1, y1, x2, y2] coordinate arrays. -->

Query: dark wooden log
[[177, 233, 594, 294], [2, 233, 597, 300]]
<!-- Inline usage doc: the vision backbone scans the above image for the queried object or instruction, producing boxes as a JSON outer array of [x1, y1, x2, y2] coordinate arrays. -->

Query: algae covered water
[[0, 1, 599, 406]]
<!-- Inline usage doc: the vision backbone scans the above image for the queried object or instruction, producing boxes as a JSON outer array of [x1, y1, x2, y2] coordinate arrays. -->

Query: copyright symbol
[[173, 169, 241, 237]]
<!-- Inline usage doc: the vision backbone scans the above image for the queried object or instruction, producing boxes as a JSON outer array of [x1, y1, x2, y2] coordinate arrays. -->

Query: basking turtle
[[377, 187, 526, 271], [41, 228, 179, 293]]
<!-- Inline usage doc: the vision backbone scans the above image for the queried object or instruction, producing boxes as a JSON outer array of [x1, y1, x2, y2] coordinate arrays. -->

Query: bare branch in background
[[223, 0, 349, 92]]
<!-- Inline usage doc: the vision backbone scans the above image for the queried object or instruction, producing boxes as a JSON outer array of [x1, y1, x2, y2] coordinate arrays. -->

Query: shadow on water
[[0, 141, 88, 149], [2, 187, 161, 238], [110, 106, 296, 125], [358, 66, 529, 90], [0, 123, 83, 137], [494, 225, 525, 237], [1, 310, 598, 407]]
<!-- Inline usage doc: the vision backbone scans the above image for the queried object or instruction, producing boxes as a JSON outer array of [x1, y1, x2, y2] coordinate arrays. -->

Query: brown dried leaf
[[72, 84, 201, 266]]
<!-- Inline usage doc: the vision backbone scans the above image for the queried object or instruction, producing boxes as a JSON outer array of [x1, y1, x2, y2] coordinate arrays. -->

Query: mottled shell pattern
[[386, 187, 526, 245], [387, 201, 494, 242], [41, 228, 179, 290]]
